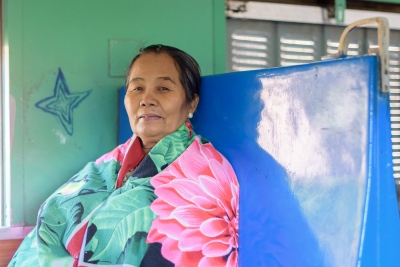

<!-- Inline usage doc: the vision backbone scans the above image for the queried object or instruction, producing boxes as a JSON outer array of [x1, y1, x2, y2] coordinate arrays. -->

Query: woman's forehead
[[133, 53, 176, 69], [130, 53, 181, 79]]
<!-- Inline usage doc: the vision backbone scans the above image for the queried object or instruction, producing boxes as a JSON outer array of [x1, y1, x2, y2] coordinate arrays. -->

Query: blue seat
[[119, 55, 400, 266]]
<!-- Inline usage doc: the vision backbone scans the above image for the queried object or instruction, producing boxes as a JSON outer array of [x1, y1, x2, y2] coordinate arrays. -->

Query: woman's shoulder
[[190, 135, 236, 171], [95, 136, 135, 165]]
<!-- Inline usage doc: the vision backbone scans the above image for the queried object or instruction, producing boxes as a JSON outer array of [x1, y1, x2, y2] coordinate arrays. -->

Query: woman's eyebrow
[[156, 76, 176, 84], [129, 77, 144, 84]]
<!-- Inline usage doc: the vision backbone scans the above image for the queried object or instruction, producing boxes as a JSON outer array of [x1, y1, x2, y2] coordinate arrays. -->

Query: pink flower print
[[147, 137, 239, 267]]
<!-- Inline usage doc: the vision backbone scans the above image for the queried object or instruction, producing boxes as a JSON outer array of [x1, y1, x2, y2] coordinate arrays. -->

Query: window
[[0, 0, 11, 227]]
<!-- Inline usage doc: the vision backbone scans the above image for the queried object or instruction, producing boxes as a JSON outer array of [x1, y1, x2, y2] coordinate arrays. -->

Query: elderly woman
[[10, 45, 239, 267]]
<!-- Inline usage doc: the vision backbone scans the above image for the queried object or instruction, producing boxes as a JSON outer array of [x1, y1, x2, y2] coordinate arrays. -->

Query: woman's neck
[[140, 139, 156, 155]]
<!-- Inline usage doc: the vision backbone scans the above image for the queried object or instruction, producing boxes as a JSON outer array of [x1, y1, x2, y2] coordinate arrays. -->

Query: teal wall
[[4, 0, 226, 226]]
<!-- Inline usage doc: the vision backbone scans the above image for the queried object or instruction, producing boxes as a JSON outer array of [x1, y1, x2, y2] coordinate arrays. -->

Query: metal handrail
[[337, 17, 390, 93]]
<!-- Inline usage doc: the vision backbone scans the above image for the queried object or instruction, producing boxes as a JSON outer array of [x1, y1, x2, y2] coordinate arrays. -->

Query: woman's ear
[[189, 94, 199, 113]]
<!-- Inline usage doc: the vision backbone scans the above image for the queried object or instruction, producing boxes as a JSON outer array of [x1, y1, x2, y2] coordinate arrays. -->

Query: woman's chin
[[136, 128, 166, 143]]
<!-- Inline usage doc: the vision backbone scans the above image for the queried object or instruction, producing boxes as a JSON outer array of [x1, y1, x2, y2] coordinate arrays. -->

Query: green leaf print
[[84, 179, 157, 264], [65, 202, 84, 237], [85, 206, 157, 265], [116, 231, 148, 264], [149, 126, 194, 172], [38, 221, 62, 247]]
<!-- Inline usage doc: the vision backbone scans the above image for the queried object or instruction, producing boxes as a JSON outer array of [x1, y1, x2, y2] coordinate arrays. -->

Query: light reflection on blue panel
[[256, 64, 369, 267]]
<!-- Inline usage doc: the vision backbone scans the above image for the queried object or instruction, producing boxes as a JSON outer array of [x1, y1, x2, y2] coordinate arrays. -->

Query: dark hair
[[126, 44, 201, 103]]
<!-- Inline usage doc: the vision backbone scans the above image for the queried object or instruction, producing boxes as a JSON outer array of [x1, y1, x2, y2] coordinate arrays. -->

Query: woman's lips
[[139, 114, 162, 121]]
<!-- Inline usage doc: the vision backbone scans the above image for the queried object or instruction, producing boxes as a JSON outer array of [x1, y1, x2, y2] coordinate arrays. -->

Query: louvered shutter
[[366, 29, 400, 180]]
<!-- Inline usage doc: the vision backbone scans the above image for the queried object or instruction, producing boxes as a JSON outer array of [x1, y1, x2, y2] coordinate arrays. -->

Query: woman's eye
[[132, 87, 142, 91], [160, 87, 170, 91]]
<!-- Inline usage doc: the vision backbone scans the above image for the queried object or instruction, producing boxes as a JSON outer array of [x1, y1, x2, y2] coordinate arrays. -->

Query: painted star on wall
[[35, 68, 92, 135]]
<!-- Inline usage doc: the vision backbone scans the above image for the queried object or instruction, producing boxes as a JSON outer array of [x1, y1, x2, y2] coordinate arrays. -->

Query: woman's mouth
[[139, 114, 162, 121]]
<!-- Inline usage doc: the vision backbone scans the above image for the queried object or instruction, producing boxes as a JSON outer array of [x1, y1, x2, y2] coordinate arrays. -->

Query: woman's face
[[125, 52, 198, 148]]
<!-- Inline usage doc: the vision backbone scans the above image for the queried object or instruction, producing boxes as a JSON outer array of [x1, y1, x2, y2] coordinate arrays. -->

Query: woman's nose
[[140, 90, 157, 106]]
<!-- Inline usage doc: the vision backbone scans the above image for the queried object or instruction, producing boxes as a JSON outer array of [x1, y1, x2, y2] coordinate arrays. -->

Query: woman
[[10, 45, 239, 267]]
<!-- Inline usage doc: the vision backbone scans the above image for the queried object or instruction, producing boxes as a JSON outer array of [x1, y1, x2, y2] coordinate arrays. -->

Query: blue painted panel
[[118, 56, 400, 266]]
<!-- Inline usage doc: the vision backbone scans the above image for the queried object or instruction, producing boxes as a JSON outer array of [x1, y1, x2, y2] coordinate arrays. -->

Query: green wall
[[4, 0, 226, 226]]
